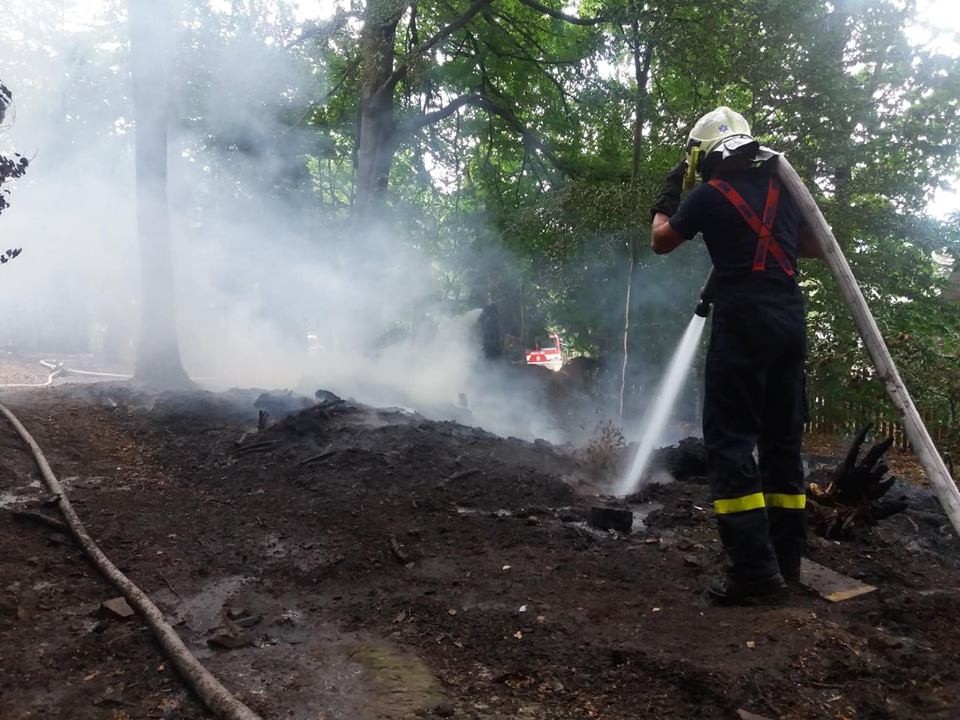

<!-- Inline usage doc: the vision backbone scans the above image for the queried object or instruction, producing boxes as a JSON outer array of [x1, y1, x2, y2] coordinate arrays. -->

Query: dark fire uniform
[[669, 164, 808, 584]]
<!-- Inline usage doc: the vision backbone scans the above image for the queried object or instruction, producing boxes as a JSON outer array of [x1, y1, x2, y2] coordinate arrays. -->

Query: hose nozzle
[[694, 269, 717, 318]]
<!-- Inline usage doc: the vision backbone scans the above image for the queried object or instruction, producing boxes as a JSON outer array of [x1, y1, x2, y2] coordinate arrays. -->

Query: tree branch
[[477, 45, 582, 65], [486, 11, 605, 97], [279, 56, 360, 145], [382, 0, 493, 92], [469, 92, 578, 176], [490, 7, 553, 57], [396, 89, 577, 178], [471, 30, 574, 114], [287, 10, 362, 48], [515, 0, 609, 26], [324, 57, 362, 103], [411, 92, 483, 129]]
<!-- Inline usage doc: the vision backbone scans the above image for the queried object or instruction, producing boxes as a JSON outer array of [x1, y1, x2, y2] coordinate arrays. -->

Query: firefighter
[[648, 107, 823, 604]]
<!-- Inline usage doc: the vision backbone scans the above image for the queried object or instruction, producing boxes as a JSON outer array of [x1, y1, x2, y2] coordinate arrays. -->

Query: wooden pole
[[774, 155, 960, 538]]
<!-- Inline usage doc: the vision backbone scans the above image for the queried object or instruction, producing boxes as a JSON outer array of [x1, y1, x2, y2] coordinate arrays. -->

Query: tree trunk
[[353, 0, 406, 225], [518, 276, 526, 349], [619, 22, 653, 418], [629, 22, 653, 181], [129, 0, 192, 389]]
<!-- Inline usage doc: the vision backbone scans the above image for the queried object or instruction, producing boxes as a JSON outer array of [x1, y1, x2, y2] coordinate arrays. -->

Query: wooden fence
[[805, 394, 956, 453]]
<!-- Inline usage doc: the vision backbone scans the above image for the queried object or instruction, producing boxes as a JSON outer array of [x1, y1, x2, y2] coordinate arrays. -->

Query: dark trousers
[[703, 289, 808, 582]]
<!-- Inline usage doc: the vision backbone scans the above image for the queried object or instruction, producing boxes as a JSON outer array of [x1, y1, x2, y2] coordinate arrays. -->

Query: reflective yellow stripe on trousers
[[764, 493, 806, 510], [713, 492, 765, 515]]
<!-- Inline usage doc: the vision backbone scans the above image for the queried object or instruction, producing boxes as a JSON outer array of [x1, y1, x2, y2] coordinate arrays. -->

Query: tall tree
[[129, 0, 192, 388]]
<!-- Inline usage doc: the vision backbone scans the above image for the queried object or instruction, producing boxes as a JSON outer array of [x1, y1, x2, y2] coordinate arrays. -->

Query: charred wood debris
[[806, 423, 909, 539], [243, 387, 913, 541], [631, 425, 909, 540]]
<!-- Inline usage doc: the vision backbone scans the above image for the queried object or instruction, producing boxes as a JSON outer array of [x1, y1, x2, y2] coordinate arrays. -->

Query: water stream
[[615, 313, 707, 496]]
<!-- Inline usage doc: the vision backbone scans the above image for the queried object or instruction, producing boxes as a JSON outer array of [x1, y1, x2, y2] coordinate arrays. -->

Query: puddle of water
[[230, 636, 370, 718], [453, 506, 514, 519], [178, 576, 444, 719], [0, 492, 23, 509], [62, 476, 106, 490], [632, 501, 662, 530], [279, 608, 303, 625], [0, 484, 44, 508], [174, 575, 253, 635]]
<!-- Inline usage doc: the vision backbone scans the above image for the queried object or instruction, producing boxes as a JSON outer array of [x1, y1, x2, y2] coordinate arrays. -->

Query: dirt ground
[[1, 376, 959, 720]]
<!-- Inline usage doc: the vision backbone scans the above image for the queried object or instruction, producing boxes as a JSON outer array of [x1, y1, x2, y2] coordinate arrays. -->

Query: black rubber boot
[[779, 559, 802, 586], [707, 573, 787, 606]]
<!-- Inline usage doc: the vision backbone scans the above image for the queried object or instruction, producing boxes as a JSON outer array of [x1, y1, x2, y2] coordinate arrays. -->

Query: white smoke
[[0, 0, 602, 443]]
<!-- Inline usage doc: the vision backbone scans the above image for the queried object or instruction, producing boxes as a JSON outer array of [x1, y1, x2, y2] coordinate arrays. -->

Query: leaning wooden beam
[[774, 155, 960, 538]]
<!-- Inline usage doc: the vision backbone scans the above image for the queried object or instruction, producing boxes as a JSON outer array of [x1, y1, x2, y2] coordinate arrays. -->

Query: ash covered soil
[[1, 383, 959, 720]]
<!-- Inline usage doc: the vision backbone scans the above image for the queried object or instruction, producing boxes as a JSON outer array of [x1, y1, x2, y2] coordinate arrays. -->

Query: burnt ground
[[1, 381, 959, 720]]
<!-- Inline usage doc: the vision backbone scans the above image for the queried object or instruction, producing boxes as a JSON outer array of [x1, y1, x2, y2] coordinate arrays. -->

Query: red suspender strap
[[708, 177, 795, 277], [755, 180, 780, 270]]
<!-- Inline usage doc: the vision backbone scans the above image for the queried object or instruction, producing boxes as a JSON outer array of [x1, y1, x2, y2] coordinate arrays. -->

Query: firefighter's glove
[[649, 161, 687, 222]]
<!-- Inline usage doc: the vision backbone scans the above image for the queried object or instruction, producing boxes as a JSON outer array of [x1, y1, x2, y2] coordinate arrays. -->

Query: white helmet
[[683, 106, 764, 187]]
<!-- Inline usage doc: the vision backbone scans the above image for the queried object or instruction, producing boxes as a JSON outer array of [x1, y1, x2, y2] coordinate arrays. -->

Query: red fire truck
[[524, 334, 563, 371]]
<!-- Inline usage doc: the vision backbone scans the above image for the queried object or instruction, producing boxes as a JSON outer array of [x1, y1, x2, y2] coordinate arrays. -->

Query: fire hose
[[39, 359, 131, 379], [0, 401, 262, 720], [773, 155, 960, 538], [0, 359, 131, 389]]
